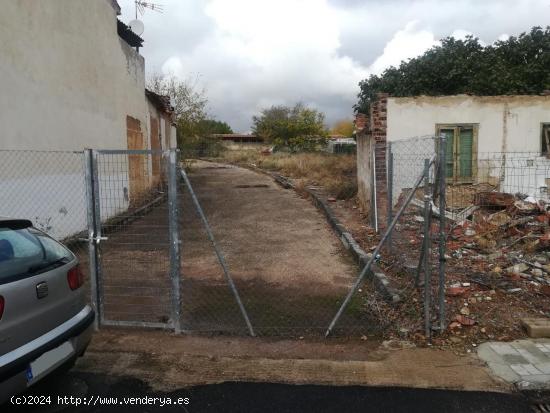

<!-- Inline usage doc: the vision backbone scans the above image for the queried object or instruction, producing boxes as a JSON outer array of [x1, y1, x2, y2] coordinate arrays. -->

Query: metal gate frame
[[84, 148, 182, 333]]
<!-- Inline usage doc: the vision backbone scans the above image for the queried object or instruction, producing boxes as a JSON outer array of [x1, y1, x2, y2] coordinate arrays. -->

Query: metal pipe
[[101, 319, 172, 330], [91, 150, 105, 325], [438, 135, 447, 331], [387, 144, 393, 252], [180, 168, 256, 337], [84, 149, 100, 330], [422, 158, 432, 339], [325, 155, 436, 337], [168, 150, 182, 333], [372, 149, 379, 233]]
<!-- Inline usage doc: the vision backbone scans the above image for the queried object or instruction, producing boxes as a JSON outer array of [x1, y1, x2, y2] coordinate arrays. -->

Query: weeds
[[218, 150, 357, 199]]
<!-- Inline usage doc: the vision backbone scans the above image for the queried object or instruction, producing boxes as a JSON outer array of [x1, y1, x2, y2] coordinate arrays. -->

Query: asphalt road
[[3, 371, 538, 413]]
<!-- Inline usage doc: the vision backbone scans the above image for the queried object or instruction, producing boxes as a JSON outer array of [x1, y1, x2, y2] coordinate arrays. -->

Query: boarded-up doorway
[[126, 115, 147, 205], [150, 116, 161, 185]]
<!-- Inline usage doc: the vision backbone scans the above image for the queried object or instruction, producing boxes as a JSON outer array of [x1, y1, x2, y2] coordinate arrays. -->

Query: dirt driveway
[[179, 161, 367, 336], [92, 160, 370, 336]]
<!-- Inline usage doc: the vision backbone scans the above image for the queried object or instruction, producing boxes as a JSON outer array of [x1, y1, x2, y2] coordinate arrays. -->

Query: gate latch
[[93, 236, 108, 245], [78, 236, 109, 245]]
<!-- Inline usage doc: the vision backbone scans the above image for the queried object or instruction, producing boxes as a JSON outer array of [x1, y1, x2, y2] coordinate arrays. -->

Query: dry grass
[[218, 150, 357, 199]]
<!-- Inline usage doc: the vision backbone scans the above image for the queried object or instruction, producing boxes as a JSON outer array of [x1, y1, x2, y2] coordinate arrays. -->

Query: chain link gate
[[85, 149, 182, 332]]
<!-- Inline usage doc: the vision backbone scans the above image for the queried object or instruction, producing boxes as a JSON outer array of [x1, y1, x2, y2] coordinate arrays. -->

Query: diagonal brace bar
[[180, 168, 256, 337], [325, 155, 436, 337]]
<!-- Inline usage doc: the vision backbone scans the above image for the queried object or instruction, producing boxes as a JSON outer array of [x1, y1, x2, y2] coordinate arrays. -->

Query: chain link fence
[[365, 136, 550, 338], [2, 143, 546, 338], [0, 149, 177, 331], [0, 148, 376, 337], [178, 152, 375, 337], [0, 149, 91, 292], [94, 151, 173, 328]]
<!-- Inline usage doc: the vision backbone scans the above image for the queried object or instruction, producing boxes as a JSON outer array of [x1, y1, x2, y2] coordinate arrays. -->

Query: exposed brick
[[355, 113, 368, 134]]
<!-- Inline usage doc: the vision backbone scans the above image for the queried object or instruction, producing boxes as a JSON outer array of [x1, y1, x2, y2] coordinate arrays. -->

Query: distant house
[[356, 93, 550, 225], [211, 134, 263, 143], [0, 0, 176, 239]]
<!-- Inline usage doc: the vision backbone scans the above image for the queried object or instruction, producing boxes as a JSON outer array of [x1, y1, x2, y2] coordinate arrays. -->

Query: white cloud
[[152, 0, 369, 131], [117, 0, 550, 131], [368, 21, 439, 75], [451, 29, 474, 40]]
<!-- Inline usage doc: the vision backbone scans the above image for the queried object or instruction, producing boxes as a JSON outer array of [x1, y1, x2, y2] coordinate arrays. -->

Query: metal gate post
[[437, 135, 447, 331], [372, 149, 379, 233], [422, 158, 432, 340], [167, 149, 182, 333], [91, 150, 105, 325], [84, 149, 101, 330], [386, 143, 393, 252]]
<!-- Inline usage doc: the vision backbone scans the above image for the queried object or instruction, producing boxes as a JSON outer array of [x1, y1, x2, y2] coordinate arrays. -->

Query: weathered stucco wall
[[0, 0, 148, 151], [356, 132, 373, 215], [0, 0, 154, 239], [384, 95, 550, 209], [357, 95, 550, 230], [387, 95, 550, 153]]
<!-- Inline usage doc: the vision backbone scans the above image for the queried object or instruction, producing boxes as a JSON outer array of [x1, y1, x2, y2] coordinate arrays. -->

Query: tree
[[197, 119, 233, 135], [146, 72, 208, 144], [331, 119, 354, 137], [252, 103, 328, 152], [356, 26, 550, 113]]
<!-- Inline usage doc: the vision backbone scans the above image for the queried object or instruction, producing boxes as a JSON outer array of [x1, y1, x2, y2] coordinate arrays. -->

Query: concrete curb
[[260, 168, 400, 303]]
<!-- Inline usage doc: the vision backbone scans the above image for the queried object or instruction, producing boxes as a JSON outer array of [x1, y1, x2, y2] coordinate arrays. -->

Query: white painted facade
[[0, 0, 176, 240], [386, 95, 550, 201], [387, 95, 550, 153], [0, 0, 148, 151]]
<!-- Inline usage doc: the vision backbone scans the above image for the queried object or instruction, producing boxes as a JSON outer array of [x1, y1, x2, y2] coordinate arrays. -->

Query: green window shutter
[[458, 127, 473, 178], [441, 129, 454, 178]]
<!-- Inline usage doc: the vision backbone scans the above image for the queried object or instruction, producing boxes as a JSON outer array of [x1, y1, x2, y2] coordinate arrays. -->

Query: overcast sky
[[118, 0, 550, 132]]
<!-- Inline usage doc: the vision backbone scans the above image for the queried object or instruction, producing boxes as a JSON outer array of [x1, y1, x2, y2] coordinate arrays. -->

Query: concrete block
[[521, 318, 550, 338], [510, 363, 543, 376], [490, 343, 519, 356], [535, 362, 550, 374]]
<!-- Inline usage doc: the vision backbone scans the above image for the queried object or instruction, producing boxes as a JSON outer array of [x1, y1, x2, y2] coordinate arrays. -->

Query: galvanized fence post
[[371, 148, 378, 232], [91, 150, 104, 325], [422, 158, 432, 339], [167, 149, 182, 333], [84, 149, 100, 330], [437, 135, 447, 331], [387, 143, 393, 252]]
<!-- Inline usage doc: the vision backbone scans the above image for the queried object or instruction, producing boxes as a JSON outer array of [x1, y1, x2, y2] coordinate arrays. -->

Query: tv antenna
[[134, 1, 164, 18]]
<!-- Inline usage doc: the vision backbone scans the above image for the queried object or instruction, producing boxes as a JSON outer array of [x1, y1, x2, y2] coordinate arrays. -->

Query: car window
[[0, 226, 73, 282], [0, 228, 42, 260], [30, 228, 72, 262]]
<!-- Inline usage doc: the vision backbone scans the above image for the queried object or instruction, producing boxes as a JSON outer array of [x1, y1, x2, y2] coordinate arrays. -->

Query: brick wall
[[356, 93, 389, 230]]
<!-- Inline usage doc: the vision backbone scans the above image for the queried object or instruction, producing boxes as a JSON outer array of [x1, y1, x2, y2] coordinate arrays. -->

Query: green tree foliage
[[147, 74, 234, 157], [197, 119, 234, 135], [146, 72, 208, 144], [356, 26, 550, 113], [252, 103, 328, 152]]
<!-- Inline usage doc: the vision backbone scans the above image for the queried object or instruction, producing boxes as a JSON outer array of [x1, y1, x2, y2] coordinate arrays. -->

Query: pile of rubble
[[449, 192, 550, 276], [449, 191, 550, 288], [443, 191, 550, 335]]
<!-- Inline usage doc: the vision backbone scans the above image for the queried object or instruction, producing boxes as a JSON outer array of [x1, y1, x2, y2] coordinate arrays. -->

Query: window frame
[[435, 123, 479, 184], [540, 123, 550, 157]]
